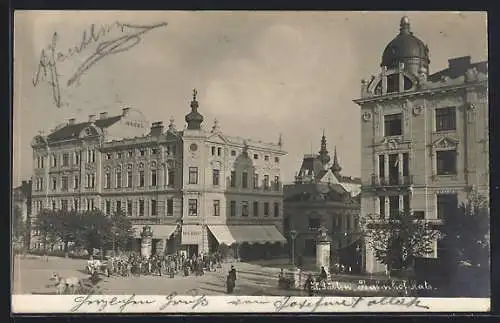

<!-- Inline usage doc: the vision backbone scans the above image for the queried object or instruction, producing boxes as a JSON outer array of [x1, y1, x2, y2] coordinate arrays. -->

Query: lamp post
[[289, 230, 297, 266]]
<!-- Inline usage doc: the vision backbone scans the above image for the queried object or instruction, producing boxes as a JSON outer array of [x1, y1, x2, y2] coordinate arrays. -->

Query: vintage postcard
[[11, 11, 490, 313]]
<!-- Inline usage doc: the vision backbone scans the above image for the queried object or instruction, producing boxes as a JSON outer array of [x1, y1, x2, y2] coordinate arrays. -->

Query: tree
[[52, 209, 80, 258], [362, 211, 439, 274], [73, 210, 110, 257], [440, 191, 490, 269], [12, 205, 26, 245], [33, 209, 60, 253], [105, 210, 134, 255]]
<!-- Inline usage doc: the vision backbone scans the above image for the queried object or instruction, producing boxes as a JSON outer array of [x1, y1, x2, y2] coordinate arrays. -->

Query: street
[[12, 255, 307, 296]]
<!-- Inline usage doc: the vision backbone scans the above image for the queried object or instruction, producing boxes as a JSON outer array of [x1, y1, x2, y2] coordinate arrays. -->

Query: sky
[[12, 11, 488, 187]]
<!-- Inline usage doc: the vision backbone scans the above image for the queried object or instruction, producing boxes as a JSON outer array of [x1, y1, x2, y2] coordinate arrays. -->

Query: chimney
[[99, 112, 108, 119], [150, 121, 164, 136], [68, 118, 76, 125], [122, 107, 131, 116], [448, 56, 471, 76], [88, 114, 96, 122]]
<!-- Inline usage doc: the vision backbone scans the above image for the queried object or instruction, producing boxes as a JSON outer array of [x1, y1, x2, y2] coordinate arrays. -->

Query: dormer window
[[231, 150, 236, 156], [253, 154, 259, 160], [387, 74, 399, 93]]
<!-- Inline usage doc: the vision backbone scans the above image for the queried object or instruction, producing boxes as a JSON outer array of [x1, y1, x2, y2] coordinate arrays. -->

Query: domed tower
[[381, 16, 430, 76], [185, 88, 204, 130]]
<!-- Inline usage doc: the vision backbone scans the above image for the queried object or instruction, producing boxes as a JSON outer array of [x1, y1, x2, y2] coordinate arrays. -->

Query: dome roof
[[185, 89, 204, 130], [381, 16, 430, 68]]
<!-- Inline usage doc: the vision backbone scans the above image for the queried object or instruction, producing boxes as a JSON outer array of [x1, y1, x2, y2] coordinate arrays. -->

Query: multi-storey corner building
[[284, 133, 362, 271], [30, 90, 287, 258], [354, 17, 488, 273]]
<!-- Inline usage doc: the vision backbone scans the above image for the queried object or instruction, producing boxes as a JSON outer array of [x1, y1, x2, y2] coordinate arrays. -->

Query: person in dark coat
[[227, 266, 237, 294], [319, 266, 328, 282], [304, 274, 314, 296], [229, 265, 236, 281]]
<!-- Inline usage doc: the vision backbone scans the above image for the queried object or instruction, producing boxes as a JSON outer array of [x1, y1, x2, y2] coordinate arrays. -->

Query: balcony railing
[[371, 175, 413, 187]]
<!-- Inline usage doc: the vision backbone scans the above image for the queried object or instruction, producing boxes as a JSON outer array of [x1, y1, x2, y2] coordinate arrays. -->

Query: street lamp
[[289, 230, 297, 266]]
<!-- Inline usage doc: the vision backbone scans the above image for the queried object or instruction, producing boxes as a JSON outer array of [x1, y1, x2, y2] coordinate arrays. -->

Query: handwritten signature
[[32, 21, 168, 108]]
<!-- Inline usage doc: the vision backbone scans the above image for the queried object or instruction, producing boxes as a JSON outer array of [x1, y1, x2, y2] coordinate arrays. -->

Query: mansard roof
[[428, 60, 487, 83], [284, 182, 358, 205], [47, 115, 122, 142]]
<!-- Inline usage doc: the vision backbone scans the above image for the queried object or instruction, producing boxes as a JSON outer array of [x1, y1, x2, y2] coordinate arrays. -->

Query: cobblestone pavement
[[12, 255, 308, 296]]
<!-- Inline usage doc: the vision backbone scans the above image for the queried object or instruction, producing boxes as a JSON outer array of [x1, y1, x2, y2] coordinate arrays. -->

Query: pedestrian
[[304, 274, 314, 296], [319, 266, 328, 282]]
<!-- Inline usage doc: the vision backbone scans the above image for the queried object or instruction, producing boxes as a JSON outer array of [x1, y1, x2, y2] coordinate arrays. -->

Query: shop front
[[180, 224, 204, 258], [207, 225, 286, 261], [132, 224, 178, 257]]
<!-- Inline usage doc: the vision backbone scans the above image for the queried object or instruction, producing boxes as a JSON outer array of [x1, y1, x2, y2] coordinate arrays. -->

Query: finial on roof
[[242, 140, 249, 156], [168, 116, 176, 130], [211, 118, 220, 133], [278, 133, 283, 147], [400, 16, 411, 34], [318, 130, 330, 166], [193, 88, 198, 101]]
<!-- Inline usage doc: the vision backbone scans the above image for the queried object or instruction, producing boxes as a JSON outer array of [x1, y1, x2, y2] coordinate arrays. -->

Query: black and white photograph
[[11, 11, 489, 313]]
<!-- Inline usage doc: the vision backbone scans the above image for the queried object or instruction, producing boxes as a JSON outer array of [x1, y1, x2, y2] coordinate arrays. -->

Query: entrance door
[[187, 245, 199, 258]]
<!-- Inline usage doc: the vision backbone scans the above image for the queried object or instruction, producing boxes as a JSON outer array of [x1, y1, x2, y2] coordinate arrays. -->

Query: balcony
[[367, 174, 413, 193]]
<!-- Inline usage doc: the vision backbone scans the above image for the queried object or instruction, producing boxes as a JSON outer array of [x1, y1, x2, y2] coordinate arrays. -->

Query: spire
[[278, 133, 283, 147], [185, 88, 204, 130], [331, 146, 342, 175], [399, 16, 411, 35], [318, 129, 330, 166]]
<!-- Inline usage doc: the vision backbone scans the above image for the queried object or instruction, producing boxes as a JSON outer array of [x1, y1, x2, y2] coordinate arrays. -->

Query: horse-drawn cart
[[86, 259, 110, 276]]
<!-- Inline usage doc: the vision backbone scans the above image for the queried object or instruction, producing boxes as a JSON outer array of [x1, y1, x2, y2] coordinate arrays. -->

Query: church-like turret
[[185, 88, 204, 130]]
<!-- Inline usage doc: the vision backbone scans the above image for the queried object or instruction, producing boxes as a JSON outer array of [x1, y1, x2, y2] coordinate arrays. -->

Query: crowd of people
[[87, 252, 225, 278]]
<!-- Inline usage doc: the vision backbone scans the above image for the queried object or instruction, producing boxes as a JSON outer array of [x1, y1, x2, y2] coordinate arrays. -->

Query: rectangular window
[[437, 150, 457, 175], [74, 176, 79, 189], [213, 169, 220, 186], [151, 200, 157, 216], [127, 151, 133, 158], [62, 153, 69, 167], [139, 149, 146, 157], [73, 200, 78, 211], [106, 153, 112, 160], [52, 200, 56, 210], [52, 178, 57, 191], [117, 152, 122, 159], [436, 107, 456, 132], [230, 201, 236, 217], [139, 171, 145, 187], [346, 214, 351, 230], [167, 199, 173, 216], [211, 146, 216, 155], [151, 170, 157, 186], [274, 176, 280, 191], [52, 155, 57, 167], [378, 155, 385, 181], [168, 170, 175, 186], [127, 200, 133, 216], [61, 176, 68, 191], [230, 171, 236, 187], [151, 148, 159, 155], [105, 173, 111, 189], [403, 153, 409, 177], [253, 201, 259, 217], [242, 172, 248, 189], [75, 152, 80, 165], [116, 201, 122, 214], [389, 196, 400, 219], [253, 173, 259, 189], [116, 171, 122, 188], [274, 202, 280, 217], [127, 171, 133, 188], [384, 113, 402, 136], [333, 216, 340, 230], [242, 201, 249, 217], [189, 167, 198, 184], [264, 175, 270, 189], [389, 154, 399, 185], [91, 174, 95, 188], [217, 147, 222, 156], [437, 194, 458, 220], [61, 200, 68, 211], [105, 201, 111, 215], [139, 200, 145, 216], [379, 196, 386, 218], [309, 218, 321, 230], [264, 202, 270, 216], [188, 199, 198, 216], [213, 200, 220, 216]]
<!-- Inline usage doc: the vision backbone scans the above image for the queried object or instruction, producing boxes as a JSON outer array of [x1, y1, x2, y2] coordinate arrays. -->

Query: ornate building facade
[[354, 17, 489, 273], [283, 133, 362, 272], [30, 90, 287, 258]]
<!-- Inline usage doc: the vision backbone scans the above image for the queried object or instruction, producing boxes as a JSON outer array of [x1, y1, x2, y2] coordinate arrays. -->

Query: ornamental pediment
[[432, 136, 458, 149], [207, 132, 229, 144]]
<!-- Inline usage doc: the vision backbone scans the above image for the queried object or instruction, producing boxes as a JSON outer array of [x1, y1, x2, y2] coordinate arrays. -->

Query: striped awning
[[207, 225, 286, 245], [132, 225, 177, 239]]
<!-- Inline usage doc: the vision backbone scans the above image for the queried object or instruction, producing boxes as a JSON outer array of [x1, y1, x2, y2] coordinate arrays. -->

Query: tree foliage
[[362, 211, 439, 272], [12, 204, 26, 243], [32, 209, 134, 256], [440, 191, 489, 269]]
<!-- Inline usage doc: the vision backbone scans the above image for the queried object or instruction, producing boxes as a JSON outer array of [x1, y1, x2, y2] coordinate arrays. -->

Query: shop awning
[[132, 225, 177, 239], [207, 225, 286, 245]]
